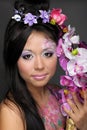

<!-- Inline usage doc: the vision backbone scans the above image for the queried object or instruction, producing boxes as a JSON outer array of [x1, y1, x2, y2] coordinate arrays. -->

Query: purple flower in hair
[[39, 10, 50, 23], [24, 13, 37, 26]]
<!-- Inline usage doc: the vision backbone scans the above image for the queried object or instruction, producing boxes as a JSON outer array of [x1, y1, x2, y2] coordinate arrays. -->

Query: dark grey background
[[0, 0, 87, 101]]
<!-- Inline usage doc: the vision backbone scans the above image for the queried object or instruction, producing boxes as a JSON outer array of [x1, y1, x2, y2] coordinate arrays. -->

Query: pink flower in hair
[[50, 8, 67, 25]]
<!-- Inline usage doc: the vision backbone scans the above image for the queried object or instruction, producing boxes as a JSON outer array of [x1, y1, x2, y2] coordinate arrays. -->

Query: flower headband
[[12, 8, 67, 27]]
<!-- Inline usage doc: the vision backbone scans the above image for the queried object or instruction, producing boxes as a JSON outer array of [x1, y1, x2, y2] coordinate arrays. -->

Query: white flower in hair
[[12, 14, 21, 22]]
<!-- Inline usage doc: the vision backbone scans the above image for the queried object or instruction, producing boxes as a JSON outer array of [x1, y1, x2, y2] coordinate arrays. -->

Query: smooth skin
[[17, 31, 57, 105], [0, 31, 58, 130], [0, 101, 25, 130]]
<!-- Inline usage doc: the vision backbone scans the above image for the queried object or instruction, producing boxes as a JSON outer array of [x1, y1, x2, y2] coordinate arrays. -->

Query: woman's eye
[[44, 52, 54, 57], [22, 54, 33, 60]]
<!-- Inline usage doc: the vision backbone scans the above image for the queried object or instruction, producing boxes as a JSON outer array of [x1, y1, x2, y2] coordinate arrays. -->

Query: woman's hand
[[64, 89, 87, 130]]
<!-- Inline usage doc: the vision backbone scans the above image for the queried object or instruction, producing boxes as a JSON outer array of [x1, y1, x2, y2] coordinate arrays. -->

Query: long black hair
[[3, 0, 63, 130]]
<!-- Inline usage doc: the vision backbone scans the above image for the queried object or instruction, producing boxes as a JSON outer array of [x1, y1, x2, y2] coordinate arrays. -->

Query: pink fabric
[[39, 93, 65, 130]]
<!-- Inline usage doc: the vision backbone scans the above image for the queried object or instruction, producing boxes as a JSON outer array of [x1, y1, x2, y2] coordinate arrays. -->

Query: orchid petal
[[70, 35, 80, 44]]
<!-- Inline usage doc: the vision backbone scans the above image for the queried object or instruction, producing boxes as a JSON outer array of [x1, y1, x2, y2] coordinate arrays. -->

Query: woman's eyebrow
[[22, 49, 33, 52], [21, 50, 33, 56]]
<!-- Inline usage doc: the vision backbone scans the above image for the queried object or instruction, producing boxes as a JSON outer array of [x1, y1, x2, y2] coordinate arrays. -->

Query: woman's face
[[17, 31, 57, 89]]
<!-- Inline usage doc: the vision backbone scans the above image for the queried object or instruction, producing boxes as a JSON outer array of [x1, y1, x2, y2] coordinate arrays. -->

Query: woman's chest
[[39, 94, 65, 130]]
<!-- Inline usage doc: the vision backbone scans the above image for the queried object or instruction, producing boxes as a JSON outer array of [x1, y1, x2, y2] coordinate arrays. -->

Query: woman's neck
[[27, 84, 50, 107]]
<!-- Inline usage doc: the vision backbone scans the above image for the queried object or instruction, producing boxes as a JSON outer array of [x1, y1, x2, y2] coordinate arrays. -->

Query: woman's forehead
[[24, 31, 56, 49]]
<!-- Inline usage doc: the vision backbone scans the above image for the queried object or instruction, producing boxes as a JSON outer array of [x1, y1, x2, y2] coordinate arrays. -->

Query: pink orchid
[[61, 102, 71, 116], [50, 8, 67, 25], [59, 55, 68, 71], [60, 75, 74, 87], [58, 89, 73, 116]]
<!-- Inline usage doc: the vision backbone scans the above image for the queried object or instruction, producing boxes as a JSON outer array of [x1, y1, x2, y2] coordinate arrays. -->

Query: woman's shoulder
[[0, 99, 21, 115], [0, 99, 25, 130]]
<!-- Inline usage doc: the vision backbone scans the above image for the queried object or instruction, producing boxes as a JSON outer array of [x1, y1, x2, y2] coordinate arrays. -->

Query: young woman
[[0, 0, 65, 130], [0, 0, 87, 130]]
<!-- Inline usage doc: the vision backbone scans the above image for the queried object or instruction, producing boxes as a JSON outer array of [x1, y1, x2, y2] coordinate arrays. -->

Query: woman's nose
[[34, 56, 44, 70]]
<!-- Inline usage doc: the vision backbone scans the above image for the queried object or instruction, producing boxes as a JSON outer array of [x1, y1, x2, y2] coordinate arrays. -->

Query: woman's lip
[[32, 74, 48, 80]]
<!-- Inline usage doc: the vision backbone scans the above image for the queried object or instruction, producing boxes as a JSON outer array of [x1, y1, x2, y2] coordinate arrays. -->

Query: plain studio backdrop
[[0, 0, 87, 102]]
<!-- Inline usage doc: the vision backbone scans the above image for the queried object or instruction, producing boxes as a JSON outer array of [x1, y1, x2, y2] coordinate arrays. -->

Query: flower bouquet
[[56, 24, 87, 129], [49, 8, 87, 130], [46, 8, 87, 129]]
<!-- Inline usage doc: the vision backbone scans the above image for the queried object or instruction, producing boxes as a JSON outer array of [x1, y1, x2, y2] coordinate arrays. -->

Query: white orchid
[[63, 25, 80, 45], [57, 25, 87, 89], [67, 48, 87, 76]]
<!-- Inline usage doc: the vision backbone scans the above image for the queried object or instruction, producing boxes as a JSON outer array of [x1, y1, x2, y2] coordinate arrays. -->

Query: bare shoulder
[[0, 100, 25, 130]]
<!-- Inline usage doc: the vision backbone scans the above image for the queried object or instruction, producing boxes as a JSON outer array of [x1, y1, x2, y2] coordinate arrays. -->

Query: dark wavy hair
[[3, 0, 63, 130]]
